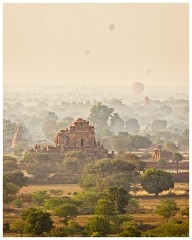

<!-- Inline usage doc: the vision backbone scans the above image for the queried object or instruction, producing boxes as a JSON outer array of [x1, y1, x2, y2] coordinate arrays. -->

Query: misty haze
[[3, 3, 189, 237]]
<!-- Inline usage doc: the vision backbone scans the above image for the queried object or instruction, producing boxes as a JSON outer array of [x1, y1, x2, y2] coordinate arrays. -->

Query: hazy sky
[[4, 3, 189, 87]]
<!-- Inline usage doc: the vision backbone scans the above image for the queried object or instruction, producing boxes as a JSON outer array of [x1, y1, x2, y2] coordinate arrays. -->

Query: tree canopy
[[140, 168, 174, 196]]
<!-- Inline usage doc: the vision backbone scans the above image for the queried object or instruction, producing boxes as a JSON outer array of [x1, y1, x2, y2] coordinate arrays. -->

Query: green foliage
[[143, 221, 189, 237], [174, 152, 183, 173], [110, 215, 133, 234], [27, 162, 52, 181], [13, 198, 24, 208], [21, 208, 54, 236], [44, 196, 72, 210], [49, 189, 63, 196], [106, 172, 132, 191], [72, 191, 100, 214], [88, 103, 114, 129], [105, 187, 129, 214], [86, 215, 112, 236], [3, 155, 17, 162], [119, 221, 141, 237], [127, 135, 152, 151], [32, 190, 50, 206], [4, 170, 28, 188], [87, 158, 136, 176], [111, 134, 151, 152], [63, 151, 88, 174], [91, 232, 102, 237], [111, 133, 129, 152], [95, 199, 115, 216], [55, 203, 78, 226], [66, 219, 82, 237], [10, 220, 25, 236], [23, 152, 51, 164], [117, 152, 139, 161], [81, 159, 135, 192], [140, 168, 174, 196], [158, 158, 168, 170], [47, 227, 68, 237], [180, 207, 189, 218], [3, 181, 20, 203], [155, 200, 180, 222], [3, 160, 18, 172]]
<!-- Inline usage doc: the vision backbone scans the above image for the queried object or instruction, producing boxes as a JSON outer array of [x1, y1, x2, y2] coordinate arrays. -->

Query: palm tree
[[158, 158, 168, 170], [174, 153, 183, 173]]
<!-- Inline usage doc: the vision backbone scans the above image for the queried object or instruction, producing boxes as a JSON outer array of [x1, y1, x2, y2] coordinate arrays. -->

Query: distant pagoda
[[11, 124, 28, 149]]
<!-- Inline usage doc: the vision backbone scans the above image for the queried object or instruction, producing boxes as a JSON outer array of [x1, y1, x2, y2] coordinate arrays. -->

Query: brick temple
[[33, 118, 114, 159]]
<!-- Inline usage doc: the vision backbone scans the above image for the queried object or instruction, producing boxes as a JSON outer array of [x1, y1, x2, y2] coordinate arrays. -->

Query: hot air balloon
[[108, 24, 115, 32], [85, 50, 90, 56], [132, 82, 145, 96]]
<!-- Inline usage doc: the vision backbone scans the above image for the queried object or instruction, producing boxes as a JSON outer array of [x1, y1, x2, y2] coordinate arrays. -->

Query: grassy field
[[19, 182, 189, 196], [19, 184, 82, 195], [130, 182, 189, 196], [4, 182, 189, 237]]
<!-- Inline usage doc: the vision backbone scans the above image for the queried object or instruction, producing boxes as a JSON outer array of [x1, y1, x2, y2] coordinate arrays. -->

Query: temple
[[11, 125, 28, 149], [33, 118, 114, 159]]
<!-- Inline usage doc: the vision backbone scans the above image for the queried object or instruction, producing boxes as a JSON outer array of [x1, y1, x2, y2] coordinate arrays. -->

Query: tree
[[143, 221, 189, 237], [32, 190, 50, 206], [95, 199, 115, 217], [41, 111, 58, 121], [128, 135, 152, 150], [13, 198, 24, 208], [88, 103, 114, 129], [3, 181, 19, 203], [47, 227, 68, 237], [44, 196, 72, 210], [158, 158, 168, 170], [105, 187, 129, 214], [42, 120, 58, 140], [140, 168, 174, 196], [72, 191, 100, 214], [110, 113, 125, 134], [27, 163, 52, 182], [151, 119, 167, 131], [165, 141, 178, 153], [66, 219, 82, 237], [3, 160, 18, 172], [111, 132, 129, 152], [80, 159, 135, 192], [180, 207, 189, 218], [3, 155, 17, 162], [55, 203, 78, 226], [21, 208, 54, 236], [118, 152, 139, 161], [49, 189, 63, 196], [119, 221, 141, 237], [10, 220, 25, 236], [135, 161, 146, 173], [124, 118, 140, 134], [110, 215, 133, 234], [86, 215, 112, 236], [4, 170, 28, 188], [155, 200, 180, 222], [174, 153, 183, 173], [23, 152, 51, 164]]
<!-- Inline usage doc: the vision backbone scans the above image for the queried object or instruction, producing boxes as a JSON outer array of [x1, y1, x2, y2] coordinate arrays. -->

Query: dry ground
[[19, 184, 82, 195]]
